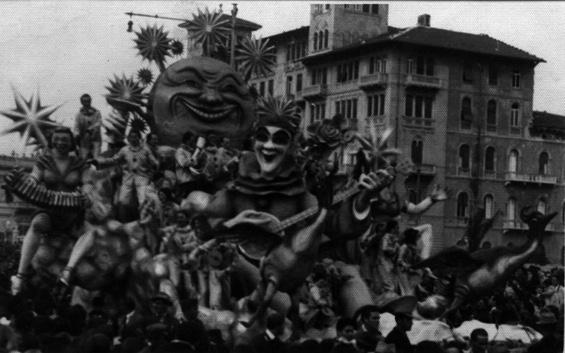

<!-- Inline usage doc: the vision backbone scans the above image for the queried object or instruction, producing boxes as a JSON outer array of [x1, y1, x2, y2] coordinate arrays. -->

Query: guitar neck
[[274, 185, 360, 233]]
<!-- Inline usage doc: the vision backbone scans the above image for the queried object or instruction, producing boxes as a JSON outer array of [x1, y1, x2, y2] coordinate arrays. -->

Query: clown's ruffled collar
[[230, 151, 306, 196]]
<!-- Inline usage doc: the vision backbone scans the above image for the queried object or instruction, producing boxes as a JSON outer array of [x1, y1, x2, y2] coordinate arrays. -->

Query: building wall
[[252, 6, 565, 263]]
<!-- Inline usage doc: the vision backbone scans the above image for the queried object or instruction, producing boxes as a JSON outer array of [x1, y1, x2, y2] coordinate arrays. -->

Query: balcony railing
[[445, 217, 469, 227], [413, 164, 437, 176], [405, 74, 441, 89], [503, 220, 529, 231], [284, 61, 304, 72], [504, 172, 558, 185], [402, 116, 434, 130], [359, 73, 388, 90], [457, 167, 471, 176], [302, 84, 328, 100]]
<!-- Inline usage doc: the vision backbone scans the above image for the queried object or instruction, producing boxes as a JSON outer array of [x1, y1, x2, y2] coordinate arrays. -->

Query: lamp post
[[230, 3, 238, 68]]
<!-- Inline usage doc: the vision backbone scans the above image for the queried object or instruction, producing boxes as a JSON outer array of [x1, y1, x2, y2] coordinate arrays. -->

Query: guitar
[[209, 159, 414, 260]]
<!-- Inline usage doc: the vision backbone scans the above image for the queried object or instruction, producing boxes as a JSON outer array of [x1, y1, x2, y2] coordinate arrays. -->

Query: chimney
[[417, 14, 431, 27]]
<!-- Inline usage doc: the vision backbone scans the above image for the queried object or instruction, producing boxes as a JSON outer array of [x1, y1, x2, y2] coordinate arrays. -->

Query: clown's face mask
[[152, 57, 255, 146], [253, 126, 292, 177]]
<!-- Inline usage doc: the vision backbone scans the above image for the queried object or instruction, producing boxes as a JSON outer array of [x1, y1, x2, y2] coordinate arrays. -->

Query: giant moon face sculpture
[[152, 57, 255, 146]]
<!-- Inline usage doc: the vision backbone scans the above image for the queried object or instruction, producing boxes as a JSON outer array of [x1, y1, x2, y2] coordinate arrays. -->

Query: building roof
[[263, 26, 310, 44], [532, 111, 565, 132], [179, 14, 261, 31], [303, 25, 545, 64]]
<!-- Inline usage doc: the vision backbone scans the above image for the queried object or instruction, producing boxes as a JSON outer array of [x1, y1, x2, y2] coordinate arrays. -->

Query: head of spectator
[[175, 209, 190, 227], [336, 317, 357, 342], [414, 340, 443, 353], [469, 328, 488, 353], [356, 305, 381, 333], [266, 312, 286, 338], [84, 333, 112, 353], [443, 341, 464, 353], [151, 292, 173, 318]]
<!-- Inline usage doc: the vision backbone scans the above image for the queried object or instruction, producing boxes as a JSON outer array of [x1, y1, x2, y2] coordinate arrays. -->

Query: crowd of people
[[0, 91, 562, 353]]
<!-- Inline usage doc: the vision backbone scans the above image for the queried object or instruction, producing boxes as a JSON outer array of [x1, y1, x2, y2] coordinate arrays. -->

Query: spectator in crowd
[[332, 317, 358, 352], [354, 305, 383, 353], [249, 312, 288, 353], [527, 307, 562, 353], [467, 328, 488, 353], [385, 296, 416, 353]]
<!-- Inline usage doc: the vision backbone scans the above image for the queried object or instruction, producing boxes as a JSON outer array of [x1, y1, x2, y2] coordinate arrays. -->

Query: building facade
[[250, 4, 565, 263]]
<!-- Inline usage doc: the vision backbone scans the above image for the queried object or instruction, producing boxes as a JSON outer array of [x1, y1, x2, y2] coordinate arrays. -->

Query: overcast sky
[[0, 1, 563, 154]]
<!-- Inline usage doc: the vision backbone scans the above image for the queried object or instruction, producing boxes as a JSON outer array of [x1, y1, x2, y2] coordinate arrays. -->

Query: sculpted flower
[[307, 119, 342, 149]]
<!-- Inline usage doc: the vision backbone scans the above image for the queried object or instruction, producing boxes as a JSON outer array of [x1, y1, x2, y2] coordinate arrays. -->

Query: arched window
[[460, 97, 472, 129], [485, 146, 495, 173], [537, 200, 546, 215], [561, 202, 565, 224], [538, 152, 549, 175], [324, 29, 329, 48], [484, 195, 494, 219], [411, 136, 423, 165], [318, 31, 324, 50], [487, 100, 497, 128], [459, 144, 470, 171], [507, 198, 516, 221], [457, 192, 469, 218], [313, 32, 318, 51], [510, 103, 520, 127], [508, 149, 518, 173]]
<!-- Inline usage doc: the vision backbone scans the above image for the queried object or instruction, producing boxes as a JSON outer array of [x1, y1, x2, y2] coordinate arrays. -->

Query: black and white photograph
[[0, 2, 562, 352]]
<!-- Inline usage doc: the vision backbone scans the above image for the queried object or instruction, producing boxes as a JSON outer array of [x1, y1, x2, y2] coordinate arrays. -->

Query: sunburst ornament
[[0, 86, 62, 148], [180, 7, 230, 56], [170, 39, 184, 56], [105, 74, 146, 111], [137, 68, 154, 86], [236, 36, 276, 81], [134, 24, 172, 72]]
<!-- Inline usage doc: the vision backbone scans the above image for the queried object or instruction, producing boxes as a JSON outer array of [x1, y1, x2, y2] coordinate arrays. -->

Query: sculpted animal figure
[[414, 206, 557, 320]]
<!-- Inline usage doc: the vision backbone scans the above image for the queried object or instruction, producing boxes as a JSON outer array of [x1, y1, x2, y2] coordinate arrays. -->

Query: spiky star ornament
[[170, 39, 184, 56], [180, 7, 230, 56], [137, 68, 154, 86], [0, 86, 61, 148], [105, 74, 146, 111], [236, 36, 276, 81], [134, 25, 172, 72]]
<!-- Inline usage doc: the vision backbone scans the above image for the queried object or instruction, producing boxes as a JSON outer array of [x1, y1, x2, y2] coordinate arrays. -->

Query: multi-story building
[[250, 4, 565, 263]]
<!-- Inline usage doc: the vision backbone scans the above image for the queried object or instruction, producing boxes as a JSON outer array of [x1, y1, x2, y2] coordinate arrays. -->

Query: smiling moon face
[[151, 57, 255, 146]]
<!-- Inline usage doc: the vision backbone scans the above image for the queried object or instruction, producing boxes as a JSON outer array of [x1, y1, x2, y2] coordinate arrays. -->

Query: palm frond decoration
[[128, 112, 149, 135], [104, 108, 128, 143], [134, 25, 172, 72], [170, 39, 185, 56], [256, 95, 301, 134], [105, 74, 146, 111], [236, 36, 276, 81], [137, 68, 154, 86], [180, 7, 230, 56]]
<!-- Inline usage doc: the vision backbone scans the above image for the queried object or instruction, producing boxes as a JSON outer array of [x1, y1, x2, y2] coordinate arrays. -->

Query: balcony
[[302, 84, 328, 101], [503, 220, 561, 232], [445, 217, 469, 228], [503, 220, 529, 231], [284, 61, 304, 73], [457, 167, 471, 177], [405, 74, 441, 89], [504, 172, 558, 186], [359, 73, 388, 90], [412, 163, 437, 176], [402, 116, 434, 131]]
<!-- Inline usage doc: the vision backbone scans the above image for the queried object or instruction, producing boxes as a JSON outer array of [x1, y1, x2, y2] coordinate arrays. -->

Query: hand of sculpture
[[359, 170, 393, 195], [87, 159, 98, 168], [429, 184, 448, 202], [139, 200, 156, 226]]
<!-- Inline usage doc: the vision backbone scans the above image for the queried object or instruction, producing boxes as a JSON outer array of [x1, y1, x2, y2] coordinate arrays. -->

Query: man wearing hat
[[354, 305, 385, 353], [384, 296, 417, 353], [527, 307, 562, 353]]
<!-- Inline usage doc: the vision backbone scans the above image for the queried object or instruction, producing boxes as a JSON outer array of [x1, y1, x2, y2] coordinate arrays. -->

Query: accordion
[[4, 170, 86, 209]]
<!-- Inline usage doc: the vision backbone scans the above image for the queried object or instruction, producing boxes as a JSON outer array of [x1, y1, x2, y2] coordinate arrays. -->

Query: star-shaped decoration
[[0, 86, 62, 148]]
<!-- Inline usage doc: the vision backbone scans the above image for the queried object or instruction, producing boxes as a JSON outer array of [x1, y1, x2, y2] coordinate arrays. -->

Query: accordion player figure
[[5, 127, 89, 295]]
